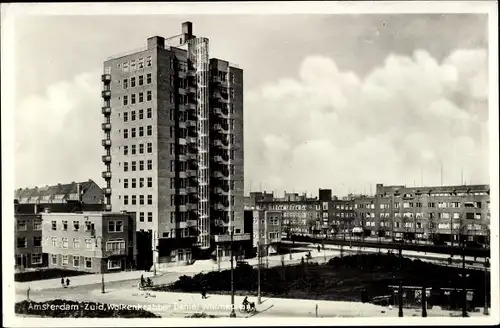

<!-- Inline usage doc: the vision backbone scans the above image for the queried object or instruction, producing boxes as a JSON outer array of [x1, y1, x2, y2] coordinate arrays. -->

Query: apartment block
[[252, 210, 282, 255], [41, 212, 137, 273], [101, 22, 247, 267], [15, 180, 103, 204]]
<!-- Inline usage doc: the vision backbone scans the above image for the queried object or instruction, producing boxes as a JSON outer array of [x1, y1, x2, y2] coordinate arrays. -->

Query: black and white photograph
[[1, 1, 498, 326]]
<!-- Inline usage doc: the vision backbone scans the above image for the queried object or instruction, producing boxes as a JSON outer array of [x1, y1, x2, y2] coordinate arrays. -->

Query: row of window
[[49, 220, 123, 232], [51, 255, 121, 270], [120, 56, 153, 72], [16, 219, 42, 231], [123, 159, 153, 172], [123, 108, 152, 122], [16, 236, 41, 248], [48, 237, 125, 249], [123, 177, 153, 189], [357, 201, 484, 209], [16, 253, 43, 265], [123, 73, 152, 89], [123, 126, 153, 139], [123, 143, 153, 155], [123, 91, 153, 106], [123, 195, 153, 205], [358, 212, 483, 219]]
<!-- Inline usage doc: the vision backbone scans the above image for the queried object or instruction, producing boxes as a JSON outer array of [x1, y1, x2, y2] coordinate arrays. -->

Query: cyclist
[[242, 296, 249, 311]]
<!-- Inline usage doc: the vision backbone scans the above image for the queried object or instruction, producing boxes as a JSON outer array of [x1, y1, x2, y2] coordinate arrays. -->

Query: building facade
[[41, 212, 137, 273], [15, 180, 103, 205], [251, 210, 282, 255], [14, 202, 105, 271], [101, 22, 246, 267]]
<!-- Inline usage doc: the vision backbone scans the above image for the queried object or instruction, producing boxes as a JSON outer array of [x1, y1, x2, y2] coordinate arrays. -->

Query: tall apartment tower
[[101, 22, 246, 266]]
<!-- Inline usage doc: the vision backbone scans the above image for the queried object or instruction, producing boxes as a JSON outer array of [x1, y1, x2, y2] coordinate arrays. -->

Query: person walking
[[66, 278, 70, 287], [61, 277, 65, 288]]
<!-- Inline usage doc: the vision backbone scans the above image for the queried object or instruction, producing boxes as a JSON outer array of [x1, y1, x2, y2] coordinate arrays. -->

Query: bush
[[15, 300, 160, 318], [15, 269, 91, 282]]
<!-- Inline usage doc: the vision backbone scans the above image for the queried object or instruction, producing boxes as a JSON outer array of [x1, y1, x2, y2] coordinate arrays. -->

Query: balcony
[[187, 70, 196, 77], [214, 140, 229, 149], [104, 248, 127, 256], [178, 188, 187, 195], [186, 203, 197, 211], [101, 90, 111, 99], [178, 88, 186, 96], [178, 104, 186, 112], [179, 205, 187, 212], [179, 122, 186, 129], [178, 70, 187, 78], [187, 186, 197, 194], [101, 106, 111, 115], [102, 171, 112, 179], [101, 74, 111, 82], [187, 103, 197, 110], [215, 188, 229, 195], [104, 188, 112, 195], [214, 156, 229, 164], [178, 155, 187, 162], [179, 138, 187, 146], [102, 123, 111, 131], [105, 204, 112, 211], [186, 170, 197, 178], [102, 155, 111, 163], [186, 136, 197, 144], [187, 86, 196, 94], [215, 107, 229, 118], [102, 139, 111, 147], [216, 203, 229, 211], [179, 172, 187, 179]]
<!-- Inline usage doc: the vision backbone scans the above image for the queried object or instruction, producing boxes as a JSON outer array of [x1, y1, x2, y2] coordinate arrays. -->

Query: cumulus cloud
[[15, 70, 104, 188], [244, 49, 489, 196]]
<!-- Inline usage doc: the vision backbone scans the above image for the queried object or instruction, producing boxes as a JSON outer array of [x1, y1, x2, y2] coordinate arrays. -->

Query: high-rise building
[[101, 22, 247, 267]]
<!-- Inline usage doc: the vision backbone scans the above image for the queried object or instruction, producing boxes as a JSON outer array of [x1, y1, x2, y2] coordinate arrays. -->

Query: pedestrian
[[140, 274, 145, 287], [66, 278, 70, 287], [301, 256, 304, 264], [61, 277, 65, 288], [201, 286, 207, 299], [315, 304, 318, 317], [317, 245, 321, 253]]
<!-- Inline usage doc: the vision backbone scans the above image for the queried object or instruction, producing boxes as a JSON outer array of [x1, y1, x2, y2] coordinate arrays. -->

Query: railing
[[104, 248, 127, 256], [107, 46, 148, 61]]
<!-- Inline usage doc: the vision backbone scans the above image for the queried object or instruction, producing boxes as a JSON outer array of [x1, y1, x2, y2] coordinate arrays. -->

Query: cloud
[[15, 70, 104, 188], [244, 48, 489, 196]]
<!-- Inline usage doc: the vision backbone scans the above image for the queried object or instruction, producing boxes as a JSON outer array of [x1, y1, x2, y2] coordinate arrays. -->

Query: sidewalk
[[15, 270, 158, 292]]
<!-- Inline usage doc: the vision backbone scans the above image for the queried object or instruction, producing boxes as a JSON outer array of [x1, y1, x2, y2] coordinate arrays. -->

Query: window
[[428, 202, 435, 208], [139, 178, 144, 188], [138, 58, 144, 69], [132, 195, 137, 205], [132, 161, 136, 171], [131, 178, 136, 188], [51, 254, 58, 265], [147, 108, 152, 118], [73, 221, 80, 231], [147, 90, 152, 101], [131, 128, 136, 138], [138, 212, 145, 222], [33, 219, 42, 231], [170, 92, 174, 104], [131, 144, 136, 155], [73, 238, 80, 249], [438, 202, 447, 209], [170, 160, 174, 172], [147, 142, 152, 153], [139, 92, 144, 103], [146, 56, 152, 67], [33, 237, 41, 247], [73, 256, 80, 267], [61, 237, 68, 249], [170, 178, 175, 189], [16, 220, 27, 231], [108, 259, 122, 270], [146, 73, 152, 84], [85, 257, 92, 268], [85, 238, 93, 249], [61, 255, 69, 266], [123, 62, 129, 72], [131, 93, 136, 104], [124, 129, 129, 139], [170, 143, 175, 155], [131, 110, 136, 121], [123, 112, 128, 122], [148, 195, 153, 205], [131, 60, 136, 71], [147, 177, 152, 188], [147, 125, 152, 136], [140, 195, 145, 205], [123, 95, 128, 106], [139, 160, 144, 171], [124, 162, 129, 172], [123, 145, 128, 156], [123, 78, 128, 89], [50, 237, 57, 247], [147, 159, 153, 170], [62, 221, 68, 231], [139, 109, 144, 119], [139, 126, 144, 137], [138, 75, 144, 86], [145, 212, 152, 222], [108, 220, 124, 232], [124, 195, 129, 205]]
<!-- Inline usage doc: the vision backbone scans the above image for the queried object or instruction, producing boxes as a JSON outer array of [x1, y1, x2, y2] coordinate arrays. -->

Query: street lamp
[[229, 223, 236, 318], [398, 243, 403, 317], [484, 257, 489, 315], [257, 240, 262, 305], [93, 235, 106, 294]]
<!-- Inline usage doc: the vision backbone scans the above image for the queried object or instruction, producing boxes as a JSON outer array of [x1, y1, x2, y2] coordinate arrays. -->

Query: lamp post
[[484, 257, 489, 315], [398, 243, 403, 317], [93, 235, 106, 294], [229, 224, 236, 318], [257, 240, 261, 304]]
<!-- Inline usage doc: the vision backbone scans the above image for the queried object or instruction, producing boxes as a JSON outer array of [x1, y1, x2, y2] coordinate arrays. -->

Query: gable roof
[[14, 180, 98, 203]]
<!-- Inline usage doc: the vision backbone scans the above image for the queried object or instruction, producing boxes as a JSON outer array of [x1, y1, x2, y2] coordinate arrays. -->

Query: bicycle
[[238, 302, 257, 313]]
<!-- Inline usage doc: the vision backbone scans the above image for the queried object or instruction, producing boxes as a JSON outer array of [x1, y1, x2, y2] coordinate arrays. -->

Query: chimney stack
[[77, 183, 82, 202]]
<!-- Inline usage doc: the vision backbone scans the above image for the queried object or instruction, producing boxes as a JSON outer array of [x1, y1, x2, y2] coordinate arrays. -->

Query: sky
[[11, 13, 491, 197]]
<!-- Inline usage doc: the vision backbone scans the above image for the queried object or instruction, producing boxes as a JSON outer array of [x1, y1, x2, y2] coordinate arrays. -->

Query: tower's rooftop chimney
[[182, 21, 193, 37]]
